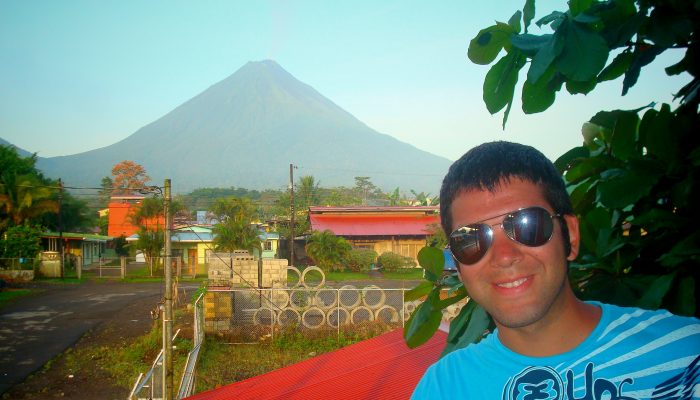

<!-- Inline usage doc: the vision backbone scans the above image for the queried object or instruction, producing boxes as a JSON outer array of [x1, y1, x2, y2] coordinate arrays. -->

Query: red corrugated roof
[[185, 328, 447, 400], [309, 214, 439, 236]]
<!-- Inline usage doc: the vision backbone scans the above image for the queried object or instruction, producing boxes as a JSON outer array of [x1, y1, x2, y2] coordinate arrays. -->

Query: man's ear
[[562, 214, 580, 261]]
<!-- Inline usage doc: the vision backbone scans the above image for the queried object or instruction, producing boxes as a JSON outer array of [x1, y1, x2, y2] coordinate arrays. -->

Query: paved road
[[0, 280, 193, 394]]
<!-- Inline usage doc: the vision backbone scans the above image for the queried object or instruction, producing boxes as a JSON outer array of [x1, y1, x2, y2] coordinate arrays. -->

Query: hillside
[[33, 61, 452, 193]]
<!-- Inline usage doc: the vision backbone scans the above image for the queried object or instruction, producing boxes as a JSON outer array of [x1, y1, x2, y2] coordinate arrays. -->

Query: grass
[[0, 288, 34, 308], [195, 322, 394, 393], [63, 310, 193, 390]]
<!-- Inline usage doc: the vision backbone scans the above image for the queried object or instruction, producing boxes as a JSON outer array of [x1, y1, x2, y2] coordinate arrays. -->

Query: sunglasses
[[448, 207, 561, 265]]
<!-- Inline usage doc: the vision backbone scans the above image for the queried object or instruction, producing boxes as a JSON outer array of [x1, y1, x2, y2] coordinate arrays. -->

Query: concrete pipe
[[301, 266, 325, 289], [338, 285, 361, 308], [301, 307, 326, 329], [361, 285, 386, 310], [350, 306, 375, 324]]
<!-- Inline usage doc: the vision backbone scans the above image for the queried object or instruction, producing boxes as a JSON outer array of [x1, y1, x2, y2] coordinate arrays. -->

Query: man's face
[[449, 178, 579, 330]]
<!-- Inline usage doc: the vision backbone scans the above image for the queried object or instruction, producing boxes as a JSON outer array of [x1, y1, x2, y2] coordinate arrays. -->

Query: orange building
[[107, 195, 164, 237]]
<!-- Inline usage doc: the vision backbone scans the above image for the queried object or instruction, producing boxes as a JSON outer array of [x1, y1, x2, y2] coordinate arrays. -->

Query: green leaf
[[405, 281, 434, 302], [536, 11, 565, 27], [639, 105, 677, 164], [554, 145, 589, 173], [623, 45, 664, 95], [418, 246, 445, 278], [437, 290, 468, 309], [442, 301, 492, 356], [510, 34, 553, 57], [523, 0, 535, 32], [527, 32, 564, 84], [669, 277, 696, 316], [403, 290, 443, 348], [657, 232, 700, 268], [596, 168, 659, 209], [556, 20, 609, 82], [508, 11, 522, 33], [468, 23, 516, 65], [637, 273, 676, 310], [522, 66, 558, 113], [565, 79, 597, 95], [573, 13, 600, 23], [483, 51, 526, 115], [598, 50, 634, 82], [609, 111, 640, 161], [569, 0, 594, 16]]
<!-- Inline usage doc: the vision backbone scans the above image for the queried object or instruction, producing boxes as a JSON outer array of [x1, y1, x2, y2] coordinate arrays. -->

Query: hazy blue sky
[[0, 0, 687, 162]]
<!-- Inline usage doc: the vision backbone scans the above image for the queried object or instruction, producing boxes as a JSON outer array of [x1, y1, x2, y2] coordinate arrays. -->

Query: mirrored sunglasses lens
[[450, 224, 492, 264], [503, 207, 554, 246]]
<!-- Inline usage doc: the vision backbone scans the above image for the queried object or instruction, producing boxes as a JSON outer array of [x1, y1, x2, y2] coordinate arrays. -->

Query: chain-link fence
[[202, 286, 415, 342]]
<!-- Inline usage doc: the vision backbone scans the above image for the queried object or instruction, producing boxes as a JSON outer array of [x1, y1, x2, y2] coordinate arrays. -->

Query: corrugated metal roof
[[309, 206, 438, 214], [185, 328, 446, 400], [309, 214, 439, 236]]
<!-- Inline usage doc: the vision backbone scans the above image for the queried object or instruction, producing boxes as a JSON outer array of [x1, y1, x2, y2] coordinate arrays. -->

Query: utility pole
[[58, 178, 64, 279], [163, 179, 173, 400], [289, 164, 295, 268]]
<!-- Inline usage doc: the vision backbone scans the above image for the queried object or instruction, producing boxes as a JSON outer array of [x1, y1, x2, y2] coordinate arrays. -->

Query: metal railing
[[176, 293, 205, 399], [128, 330, 180, 400]]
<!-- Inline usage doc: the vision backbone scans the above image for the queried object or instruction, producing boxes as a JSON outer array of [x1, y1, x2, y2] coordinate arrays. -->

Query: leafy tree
[[132, 226, 165, 275], [210, 197, 262, 255], [405, 0, 700, 353], [346, 248, 378, 272], [0, 173, 58, 230], [377, 251, 417, 272], [304, 230, 351, 272], [410, 190, 438, 206], [387, 187, 402, 206], [354, 176, 379, 205], [111, 160, 150, 195], [296, 175, 321, 210], [0, 225, 42, 268], [98, 176, 114, 207], [425, 223, 447, 248]]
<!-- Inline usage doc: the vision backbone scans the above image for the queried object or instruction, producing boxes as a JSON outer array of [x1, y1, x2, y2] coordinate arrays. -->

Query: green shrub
[[345, 249, 378, 272], [377, 252, 416, 272]]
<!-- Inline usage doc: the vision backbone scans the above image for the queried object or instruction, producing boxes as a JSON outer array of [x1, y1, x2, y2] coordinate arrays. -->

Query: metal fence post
[[121, 256, 126, 278]]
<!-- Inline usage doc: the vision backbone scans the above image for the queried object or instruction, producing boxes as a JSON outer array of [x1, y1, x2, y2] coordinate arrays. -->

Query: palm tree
[[210, 197, 262, 256], [304, 230, 351, 272], [0, 173, 58, 231]]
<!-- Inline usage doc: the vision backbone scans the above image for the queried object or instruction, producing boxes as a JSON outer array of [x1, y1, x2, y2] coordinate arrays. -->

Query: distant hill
[[34, 60, 452, 193], [0, 138, 34, 158]]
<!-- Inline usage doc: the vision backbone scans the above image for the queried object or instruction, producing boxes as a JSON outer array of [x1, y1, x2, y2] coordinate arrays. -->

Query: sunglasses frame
[[448, 206, 562, 266]]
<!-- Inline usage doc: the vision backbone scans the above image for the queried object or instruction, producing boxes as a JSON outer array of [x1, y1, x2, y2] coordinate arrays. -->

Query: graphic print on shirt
[[501, 363, 636, 400]]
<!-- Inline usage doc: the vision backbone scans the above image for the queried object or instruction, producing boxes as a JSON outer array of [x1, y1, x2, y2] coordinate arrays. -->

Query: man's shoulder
[[594, 301, 699, 343]]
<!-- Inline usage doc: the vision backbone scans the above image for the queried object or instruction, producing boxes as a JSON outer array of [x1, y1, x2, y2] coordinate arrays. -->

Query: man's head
[[440, 142, 581, 331], [440, 141, 573, 256]]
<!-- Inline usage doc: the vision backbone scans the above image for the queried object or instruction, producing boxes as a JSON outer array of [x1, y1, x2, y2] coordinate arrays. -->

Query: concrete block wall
[[207, 252, 288, 288]]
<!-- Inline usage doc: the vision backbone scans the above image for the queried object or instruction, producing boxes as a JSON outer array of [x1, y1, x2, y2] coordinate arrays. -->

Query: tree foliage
[[304, 230, 352, 272], [0, 146, 59, 234], [406, 0, 700, 353], [0, 225, 42, 267], [111, 160, 150, 195], [210, 197, 262, 255]]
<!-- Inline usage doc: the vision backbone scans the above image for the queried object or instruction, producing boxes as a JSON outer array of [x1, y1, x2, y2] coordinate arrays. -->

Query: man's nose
[[488, 227, 523, 267]]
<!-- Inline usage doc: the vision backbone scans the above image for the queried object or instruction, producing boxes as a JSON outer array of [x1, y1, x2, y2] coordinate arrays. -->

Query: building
[[308, 206, 440, 262], [41, 231, 112, 267], [107, 195, 164, 238]]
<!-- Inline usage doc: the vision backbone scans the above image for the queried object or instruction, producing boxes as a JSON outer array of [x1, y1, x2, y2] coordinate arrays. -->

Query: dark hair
[[440, 141, 573, 255]]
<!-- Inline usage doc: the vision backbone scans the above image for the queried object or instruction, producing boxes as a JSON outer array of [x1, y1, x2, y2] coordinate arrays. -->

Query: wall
[[207, 252, 289, 287]]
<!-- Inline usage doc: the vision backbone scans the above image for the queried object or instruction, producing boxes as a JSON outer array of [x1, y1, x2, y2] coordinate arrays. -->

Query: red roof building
[[308, 206, 440, 263], [186, 328, 447, 400]]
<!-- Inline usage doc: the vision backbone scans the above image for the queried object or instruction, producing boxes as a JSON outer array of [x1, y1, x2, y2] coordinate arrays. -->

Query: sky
[[0, 0, 688, 163]]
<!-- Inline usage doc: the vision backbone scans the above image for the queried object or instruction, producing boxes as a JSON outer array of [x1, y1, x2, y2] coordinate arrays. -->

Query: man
[[412, 142, 699, 400]]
